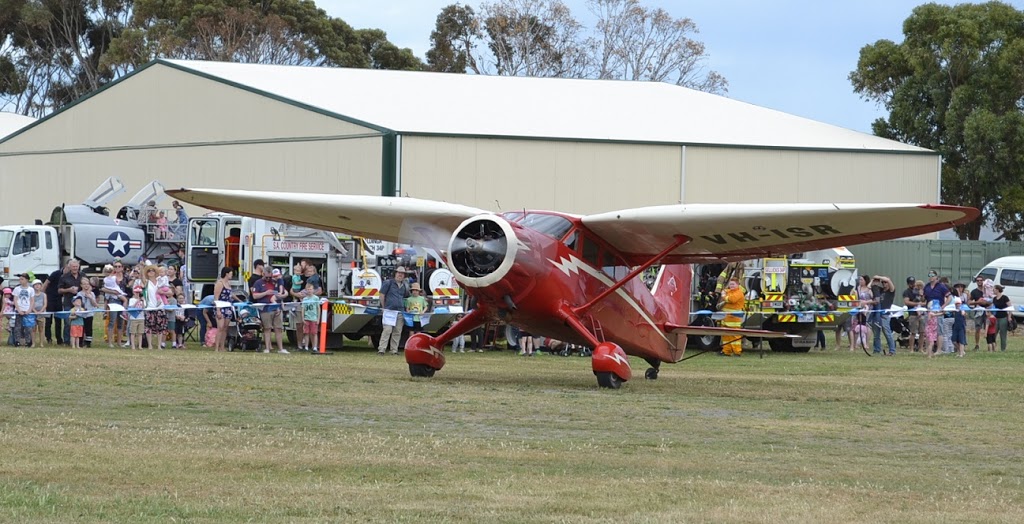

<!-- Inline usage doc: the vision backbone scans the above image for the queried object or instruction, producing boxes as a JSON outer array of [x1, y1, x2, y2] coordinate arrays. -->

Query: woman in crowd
[[992, 284, 1013, 352], [143, 265, 170, 349], [213, 266, 234, 352]]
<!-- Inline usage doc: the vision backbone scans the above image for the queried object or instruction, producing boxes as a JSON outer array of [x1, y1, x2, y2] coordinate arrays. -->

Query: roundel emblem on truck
[[95, 231, 139, 257]]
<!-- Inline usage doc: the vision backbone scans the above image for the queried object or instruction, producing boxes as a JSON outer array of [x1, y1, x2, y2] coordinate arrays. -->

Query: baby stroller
[[890, 315, 911, 349], [228, 300, 263, 351]]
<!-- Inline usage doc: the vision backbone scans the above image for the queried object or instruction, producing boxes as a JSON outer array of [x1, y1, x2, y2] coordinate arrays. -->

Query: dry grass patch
[[1, 342, 1023, 522]]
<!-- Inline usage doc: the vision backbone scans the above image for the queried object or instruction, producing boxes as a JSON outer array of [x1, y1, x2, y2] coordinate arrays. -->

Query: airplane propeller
[[450, 218, 509, 278]]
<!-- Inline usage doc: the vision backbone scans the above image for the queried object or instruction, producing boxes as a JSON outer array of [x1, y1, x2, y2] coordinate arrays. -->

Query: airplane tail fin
[[651, 264, 692, 352]]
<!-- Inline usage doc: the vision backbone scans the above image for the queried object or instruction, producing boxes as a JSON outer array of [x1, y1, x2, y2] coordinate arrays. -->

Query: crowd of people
[[838, 269, 1014, 356], [2, 258, 1018, 357], [1, 257, 188, 350]]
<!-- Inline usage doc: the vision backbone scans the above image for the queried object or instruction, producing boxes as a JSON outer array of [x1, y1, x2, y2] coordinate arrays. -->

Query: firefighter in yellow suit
[[718, 277, 745, 356]]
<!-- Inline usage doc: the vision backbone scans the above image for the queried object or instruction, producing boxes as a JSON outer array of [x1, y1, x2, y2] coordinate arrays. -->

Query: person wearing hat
[[405, 282, 430, 332], [252, 267, 289, 354], [31, 279, 46, 347], [902, 276, 926, 352], [378, 267, 411, 355], [868, 275, 896, 355]]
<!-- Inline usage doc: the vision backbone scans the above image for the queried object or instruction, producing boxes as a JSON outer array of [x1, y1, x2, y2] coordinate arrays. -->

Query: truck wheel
[[369, 334, 381, 350], [767, 336, 811, 353], [687, 315, 720, 351]]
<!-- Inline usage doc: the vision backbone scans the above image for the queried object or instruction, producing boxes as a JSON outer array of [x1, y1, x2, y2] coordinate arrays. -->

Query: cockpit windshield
[[502, 212, 573, 240]]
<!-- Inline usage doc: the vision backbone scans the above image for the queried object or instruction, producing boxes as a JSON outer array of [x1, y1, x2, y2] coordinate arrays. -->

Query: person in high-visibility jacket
[[718, 277, 746, 356]]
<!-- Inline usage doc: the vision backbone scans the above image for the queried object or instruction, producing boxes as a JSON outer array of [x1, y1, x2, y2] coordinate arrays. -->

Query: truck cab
[[0, 225, 60, 283]]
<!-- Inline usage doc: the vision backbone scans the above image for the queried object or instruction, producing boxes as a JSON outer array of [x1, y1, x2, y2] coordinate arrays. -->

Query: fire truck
[[690, 248, 859, 352], [184, 213, 460, 348]]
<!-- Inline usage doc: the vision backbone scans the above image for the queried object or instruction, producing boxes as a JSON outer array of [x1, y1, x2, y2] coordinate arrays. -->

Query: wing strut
[[573, 235, 689, 316]]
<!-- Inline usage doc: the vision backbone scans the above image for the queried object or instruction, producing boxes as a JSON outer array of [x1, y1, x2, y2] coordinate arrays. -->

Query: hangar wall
[[682, 147, 939, 204], [0, 63, 384, 224], [398, 136, 683, 214]]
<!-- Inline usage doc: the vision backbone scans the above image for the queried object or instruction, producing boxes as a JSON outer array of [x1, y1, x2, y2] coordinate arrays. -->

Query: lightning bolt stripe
[[548, 255, 672, 346]]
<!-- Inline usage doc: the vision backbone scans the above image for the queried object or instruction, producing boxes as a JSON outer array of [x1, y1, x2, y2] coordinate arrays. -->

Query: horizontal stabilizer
[[665, 323, 796, 339]]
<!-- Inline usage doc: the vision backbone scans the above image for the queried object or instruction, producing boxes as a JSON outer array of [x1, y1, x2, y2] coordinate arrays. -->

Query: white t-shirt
[[14, 285, 34, 313]]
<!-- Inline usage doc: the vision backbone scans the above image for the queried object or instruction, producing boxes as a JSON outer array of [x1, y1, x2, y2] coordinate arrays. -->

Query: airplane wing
[[167, 188, 489, 247], [582, 203, 979, 264]]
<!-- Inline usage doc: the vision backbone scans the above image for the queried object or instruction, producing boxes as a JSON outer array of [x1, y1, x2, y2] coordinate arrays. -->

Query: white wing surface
[[582, 203, 978, 264], [167, 188, 489, 247]]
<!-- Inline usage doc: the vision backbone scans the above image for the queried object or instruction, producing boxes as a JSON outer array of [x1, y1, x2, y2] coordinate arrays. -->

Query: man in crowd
[[247, 259, 265, 296], [43, 264, 66, 345], [967, 274, 991, 351], [923, 270, 952, 352], [870, 275, 897, 356], [903, 276, 926, 352], [58, 259, 83, 345], [378, 266, 410, 355], [252, 268, 289, 354]]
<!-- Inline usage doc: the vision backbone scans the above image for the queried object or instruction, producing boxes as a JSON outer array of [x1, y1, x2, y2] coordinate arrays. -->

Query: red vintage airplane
[[168, 188, 978, 388]]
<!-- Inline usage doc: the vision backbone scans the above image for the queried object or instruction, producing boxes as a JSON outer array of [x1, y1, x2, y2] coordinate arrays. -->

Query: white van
[[969, 256, 1024, 318]]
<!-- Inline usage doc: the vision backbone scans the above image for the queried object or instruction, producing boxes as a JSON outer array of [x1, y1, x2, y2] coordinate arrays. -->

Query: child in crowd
[[300, 283, 320, 351], [450, 313, 466, 353], [31, 279, 46, 347], [156, 211, 170, 240], [952, 292, 968, 357], [165, 293, 178, 348], [986, 311, 997, 352], [174, 294, 187, 349], [2, 288, 14, 345], [69, 296, 85, 348], [851, 309, 870, 352], [128, 286, 146, 350], [926, 300, 942, 358], [156, 266, 171, 307], [292, 263, 304, 297]]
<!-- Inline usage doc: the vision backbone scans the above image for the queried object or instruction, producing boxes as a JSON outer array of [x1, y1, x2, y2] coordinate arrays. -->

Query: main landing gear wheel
[[645, 368, 659, 380], [595, 371, 623, 389], [409, 364, 436, 377]]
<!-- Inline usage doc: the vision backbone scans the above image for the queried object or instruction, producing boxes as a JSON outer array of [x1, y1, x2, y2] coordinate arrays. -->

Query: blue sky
[[320, 0, 1024, 134]]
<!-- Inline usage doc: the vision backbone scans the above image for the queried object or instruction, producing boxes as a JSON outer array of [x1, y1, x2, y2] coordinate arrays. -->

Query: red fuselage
[[448, 212, 690, 363]]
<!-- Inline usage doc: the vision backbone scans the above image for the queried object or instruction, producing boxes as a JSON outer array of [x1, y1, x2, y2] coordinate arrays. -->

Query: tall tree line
[[425, 0, 727, 93], [851, 1, 1024, 240], [0, 0, 422, 117]]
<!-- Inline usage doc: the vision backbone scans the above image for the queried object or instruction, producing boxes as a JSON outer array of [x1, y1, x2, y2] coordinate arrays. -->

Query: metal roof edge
[[156, 59, 394, 135], [398, 131, 938, 156], [0, 60, 163, 147]]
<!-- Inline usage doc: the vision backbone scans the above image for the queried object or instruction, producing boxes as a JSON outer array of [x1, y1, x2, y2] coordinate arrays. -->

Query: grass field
[[2, 336, 1023, 523]]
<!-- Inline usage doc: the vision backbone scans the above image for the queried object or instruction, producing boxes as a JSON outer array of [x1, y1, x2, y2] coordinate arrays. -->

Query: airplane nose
[[447, 214, 519, 288]]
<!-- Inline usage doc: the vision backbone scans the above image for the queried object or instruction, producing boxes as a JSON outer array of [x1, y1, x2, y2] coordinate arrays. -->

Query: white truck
[[0, 178, 179, 282], [184, 213, 461, 349]]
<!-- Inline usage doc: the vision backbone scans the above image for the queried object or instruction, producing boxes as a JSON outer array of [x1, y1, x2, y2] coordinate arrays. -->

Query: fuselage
[[447, 211, 689, 363]]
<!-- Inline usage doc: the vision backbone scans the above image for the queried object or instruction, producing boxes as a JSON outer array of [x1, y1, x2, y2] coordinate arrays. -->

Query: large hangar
[[0, 59, 938, 225]]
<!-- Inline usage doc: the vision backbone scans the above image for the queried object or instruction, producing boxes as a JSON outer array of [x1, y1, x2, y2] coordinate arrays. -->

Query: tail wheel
[[595, 371, 623, 389]]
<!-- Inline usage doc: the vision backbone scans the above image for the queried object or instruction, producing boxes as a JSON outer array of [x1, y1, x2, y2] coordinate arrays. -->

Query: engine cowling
[[447, 215, 519, 288]]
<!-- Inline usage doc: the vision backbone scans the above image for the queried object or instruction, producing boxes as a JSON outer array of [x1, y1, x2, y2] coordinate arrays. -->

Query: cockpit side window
[[581, 235, 600, 266]]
